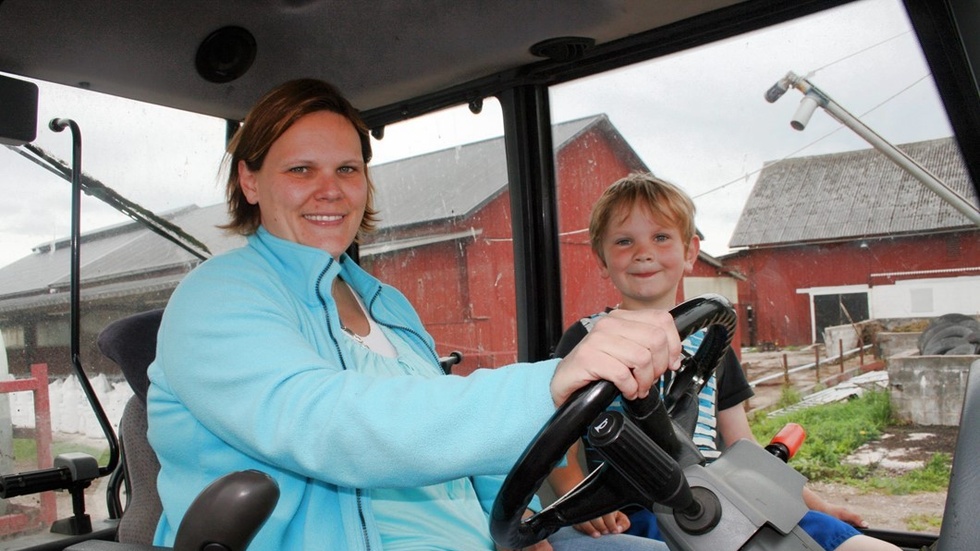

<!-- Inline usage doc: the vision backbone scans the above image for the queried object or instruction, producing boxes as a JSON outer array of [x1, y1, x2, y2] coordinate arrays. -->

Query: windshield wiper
[[6, 142, 212, 260]]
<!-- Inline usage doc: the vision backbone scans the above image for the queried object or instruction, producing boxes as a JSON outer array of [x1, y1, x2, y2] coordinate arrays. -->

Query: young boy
[[547, 173, 899, 551]]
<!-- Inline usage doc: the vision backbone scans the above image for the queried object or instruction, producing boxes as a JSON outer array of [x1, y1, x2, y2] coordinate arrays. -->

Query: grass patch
[[13, 437, 111, 467], [751, 390, 892, 481], [774, 385, 802, 410], [857, 453, 952, 494], [903, 513, 943, 532], [749, 390, 951, 494]]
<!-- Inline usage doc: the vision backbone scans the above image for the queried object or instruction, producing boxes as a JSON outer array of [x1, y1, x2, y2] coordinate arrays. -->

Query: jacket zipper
[[356, 488, 371, 551], [314, 262, 371, 549], [314, 261, 348, 371]]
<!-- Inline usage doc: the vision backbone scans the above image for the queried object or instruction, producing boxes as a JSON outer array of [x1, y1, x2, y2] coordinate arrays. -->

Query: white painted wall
[[870, 275, 980, 319], [799, 275, 980, 343], [684, 276, 739, 304]]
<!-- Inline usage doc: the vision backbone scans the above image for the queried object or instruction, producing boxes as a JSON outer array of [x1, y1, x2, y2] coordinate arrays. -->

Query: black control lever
[[0, 453, 100, 535], [588, 411, 695, 513], [622, 391, 705, 469], [591, 380, 729, 536]]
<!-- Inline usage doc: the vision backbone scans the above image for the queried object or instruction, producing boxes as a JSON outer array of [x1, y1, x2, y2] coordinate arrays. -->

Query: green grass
[[13, 437, 111, 467], [904, 513, 943, 532], [749, 389, 952, 494]]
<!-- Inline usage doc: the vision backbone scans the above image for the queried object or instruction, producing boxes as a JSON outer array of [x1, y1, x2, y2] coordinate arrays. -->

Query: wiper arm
[[6, 142, 211, 261]]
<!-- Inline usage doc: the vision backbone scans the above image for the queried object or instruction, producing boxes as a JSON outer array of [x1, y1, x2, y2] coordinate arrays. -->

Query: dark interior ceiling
[[0, 0, 750, 121]]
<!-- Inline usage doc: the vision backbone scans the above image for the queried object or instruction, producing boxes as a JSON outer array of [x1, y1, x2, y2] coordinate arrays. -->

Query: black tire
[[922, 332, 973, 355], [946, 343, 979, 355], [919, 320, 954, 353], [919, 320, 978, 354]]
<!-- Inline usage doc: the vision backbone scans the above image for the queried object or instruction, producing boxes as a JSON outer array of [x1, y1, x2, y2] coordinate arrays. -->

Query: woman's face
[[239, 110, 368, 257]]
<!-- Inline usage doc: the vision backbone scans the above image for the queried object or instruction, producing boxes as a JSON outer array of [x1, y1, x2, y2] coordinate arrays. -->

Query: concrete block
[[888, 349, 975, 426]]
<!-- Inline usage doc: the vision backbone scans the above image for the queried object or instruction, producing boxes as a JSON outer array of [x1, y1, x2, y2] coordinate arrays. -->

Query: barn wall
[[724, 229, 980, 346], [556, 127, 650, 331]]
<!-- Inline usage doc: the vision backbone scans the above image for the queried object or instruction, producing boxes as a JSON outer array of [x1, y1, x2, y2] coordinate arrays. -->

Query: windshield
[[0, 0, 975, 546]]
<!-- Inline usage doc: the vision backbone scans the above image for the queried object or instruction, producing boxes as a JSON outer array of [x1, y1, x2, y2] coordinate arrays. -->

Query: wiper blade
[[7, 142, 212, 260]]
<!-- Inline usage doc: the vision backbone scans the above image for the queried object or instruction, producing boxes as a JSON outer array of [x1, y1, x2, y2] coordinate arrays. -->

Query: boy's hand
[[550, 309, 681, 407], [573, 510, 631, 538]]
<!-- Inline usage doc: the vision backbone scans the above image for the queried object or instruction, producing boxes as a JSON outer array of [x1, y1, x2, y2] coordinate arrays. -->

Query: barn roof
[[729, 137, 978, 248], [0, 114, 634, 304], [369, 114, 638, 228]]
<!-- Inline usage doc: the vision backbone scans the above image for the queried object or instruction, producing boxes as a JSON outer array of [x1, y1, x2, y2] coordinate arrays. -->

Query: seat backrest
[[97, 309, 165, 545]]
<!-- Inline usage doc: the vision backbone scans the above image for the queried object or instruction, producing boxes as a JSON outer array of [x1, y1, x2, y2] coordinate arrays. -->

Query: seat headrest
[[97, 309, 164, 404]]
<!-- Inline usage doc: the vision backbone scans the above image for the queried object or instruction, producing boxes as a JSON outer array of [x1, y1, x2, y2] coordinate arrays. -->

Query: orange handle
[[769, 423, 806, 459]]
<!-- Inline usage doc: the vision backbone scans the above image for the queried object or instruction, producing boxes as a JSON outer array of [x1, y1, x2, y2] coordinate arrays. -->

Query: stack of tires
[[918, 314, 980, 355]]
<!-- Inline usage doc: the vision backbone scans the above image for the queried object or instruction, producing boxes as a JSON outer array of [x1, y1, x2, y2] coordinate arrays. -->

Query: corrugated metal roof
[[729, 137, 978, 248], [369, 115, 604, 228], [0, 203, 242, 300]]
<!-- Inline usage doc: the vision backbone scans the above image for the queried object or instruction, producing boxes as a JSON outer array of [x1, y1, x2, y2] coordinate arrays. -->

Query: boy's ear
[[684, 235, 701, 273], [593, 250, 611, 279]]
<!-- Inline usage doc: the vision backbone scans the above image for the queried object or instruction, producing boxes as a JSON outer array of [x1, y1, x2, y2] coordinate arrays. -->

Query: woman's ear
[[684, 234, 701, 273], [238, 160, 260, 205]]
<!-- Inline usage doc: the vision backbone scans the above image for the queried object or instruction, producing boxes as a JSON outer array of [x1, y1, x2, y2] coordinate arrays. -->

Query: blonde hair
[[589, 173, 696, 264], [221, 79, 378, 237]]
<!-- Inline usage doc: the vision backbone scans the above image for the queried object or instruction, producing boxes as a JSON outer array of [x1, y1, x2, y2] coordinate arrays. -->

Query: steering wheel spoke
[[530, 465, 640, 533]]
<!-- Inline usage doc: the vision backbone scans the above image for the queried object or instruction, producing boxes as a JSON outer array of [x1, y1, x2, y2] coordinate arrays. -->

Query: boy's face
[[597, 203, 700, 311]]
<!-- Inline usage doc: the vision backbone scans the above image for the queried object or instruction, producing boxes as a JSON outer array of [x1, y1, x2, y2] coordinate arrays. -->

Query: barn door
[[813, 292, 869, 343]]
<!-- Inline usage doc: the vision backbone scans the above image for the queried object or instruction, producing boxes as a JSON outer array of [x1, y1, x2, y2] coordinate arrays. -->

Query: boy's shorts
[[626, 509, 860, 551]]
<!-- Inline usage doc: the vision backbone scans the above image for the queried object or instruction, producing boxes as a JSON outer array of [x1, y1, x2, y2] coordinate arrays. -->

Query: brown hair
[[221, 79, 378, 237], [589, 173, 697, 264]]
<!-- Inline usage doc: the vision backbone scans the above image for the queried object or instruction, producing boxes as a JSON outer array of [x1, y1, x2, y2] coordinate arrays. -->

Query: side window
[[0, 75, 227, 533], [365, 99, 515, 373], [549, 0, 971, 534], [550, 0, 969, 344]]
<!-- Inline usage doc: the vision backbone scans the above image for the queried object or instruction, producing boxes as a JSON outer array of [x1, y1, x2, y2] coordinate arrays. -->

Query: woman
[[147, 79, 679, 550]]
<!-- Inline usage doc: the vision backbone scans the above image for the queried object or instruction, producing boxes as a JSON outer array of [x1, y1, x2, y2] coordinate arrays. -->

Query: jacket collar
[[248, 227, 383, 309]]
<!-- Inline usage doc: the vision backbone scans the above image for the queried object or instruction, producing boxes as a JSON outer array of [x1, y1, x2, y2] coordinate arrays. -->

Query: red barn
[[722, 137, 980, 347]]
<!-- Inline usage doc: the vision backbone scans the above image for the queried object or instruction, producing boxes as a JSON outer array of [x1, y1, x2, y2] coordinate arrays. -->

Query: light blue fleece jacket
[[146, 227, 559, 550]]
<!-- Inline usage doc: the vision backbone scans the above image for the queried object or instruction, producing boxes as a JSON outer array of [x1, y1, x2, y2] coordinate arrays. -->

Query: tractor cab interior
[[0, 0, 978, 550]]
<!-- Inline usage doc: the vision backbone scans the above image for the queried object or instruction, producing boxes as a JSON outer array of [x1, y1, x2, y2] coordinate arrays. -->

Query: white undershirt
[[340, 280, 398, 358]]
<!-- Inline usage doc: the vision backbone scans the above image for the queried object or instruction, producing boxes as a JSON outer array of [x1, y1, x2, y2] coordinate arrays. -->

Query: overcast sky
[[0, 0, 957, 268]]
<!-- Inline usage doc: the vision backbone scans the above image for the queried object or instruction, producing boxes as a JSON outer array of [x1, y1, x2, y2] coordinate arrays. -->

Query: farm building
[[723, 137, 980, 347]]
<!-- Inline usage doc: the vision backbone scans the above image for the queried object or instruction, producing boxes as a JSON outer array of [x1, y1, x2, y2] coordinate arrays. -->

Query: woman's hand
[[550, 309, 681, 407]]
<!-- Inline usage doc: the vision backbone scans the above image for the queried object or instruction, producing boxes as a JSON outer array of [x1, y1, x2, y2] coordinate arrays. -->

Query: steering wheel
[[490, 294, 737, 549]]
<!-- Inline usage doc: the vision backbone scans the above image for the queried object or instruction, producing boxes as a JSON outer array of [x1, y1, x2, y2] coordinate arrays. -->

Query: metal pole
[[839, 339, 844, 373], [766, 71, 980, 227], [49, 118, 119, 479], [814, 347, 820, 383]]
